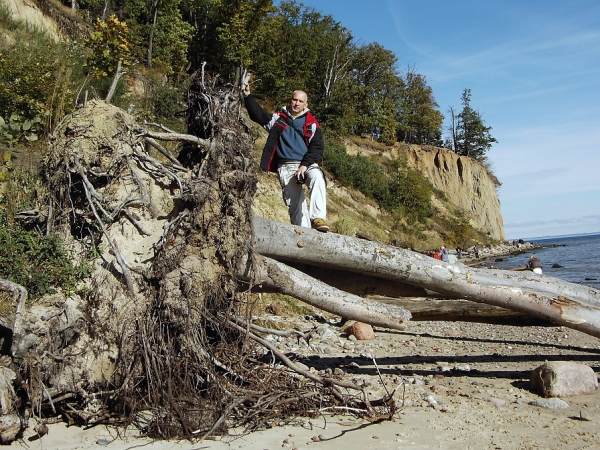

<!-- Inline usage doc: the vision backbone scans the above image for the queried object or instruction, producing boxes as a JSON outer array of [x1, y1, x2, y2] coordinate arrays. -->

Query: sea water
[[492, 233, 600, 290]]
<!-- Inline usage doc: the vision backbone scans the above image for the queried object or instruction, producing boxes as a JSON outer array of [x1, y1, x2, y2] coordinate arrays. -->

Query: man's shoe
[[311, 218, 329, 232]]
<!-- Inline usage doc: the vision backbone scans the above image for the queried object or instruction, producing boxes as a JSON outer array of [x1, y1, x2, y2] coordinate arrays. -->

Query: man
[[528, 255, 543, 274], [243, 77, 329, 232]]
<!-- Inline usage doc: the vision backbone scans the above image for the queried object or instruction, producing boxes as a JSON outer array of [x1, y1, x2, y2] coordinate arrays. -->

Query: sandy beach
[[13, 241, 600, 450], [11, 318, 600, 450]]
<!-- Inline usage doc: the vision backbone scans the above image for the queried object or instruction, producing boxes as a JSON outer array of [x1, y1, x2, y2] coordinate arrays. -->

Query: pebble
[[579, 410, 592, 421], [431, 385, 449, 393], [529, 398, 570, 409], [426, 395, 438, 405], [487, 397, 507, 407]]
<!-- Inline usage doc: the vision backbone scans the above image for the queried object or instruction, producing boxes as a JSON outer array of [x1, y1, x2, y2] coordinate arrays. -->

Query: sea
[[491, 233, 600, 290]]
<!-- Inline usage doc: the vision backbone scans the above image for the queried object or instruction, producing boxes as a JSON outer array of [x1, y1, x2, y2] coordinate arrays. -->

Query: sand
[[9, 316, 600, 450], [10, 242, 600, 450]]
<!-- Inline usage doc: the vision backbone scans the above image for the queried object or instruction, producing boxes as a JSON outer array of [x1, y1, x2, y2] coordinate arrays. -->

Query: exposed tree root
[[0, 68, 398, 444]]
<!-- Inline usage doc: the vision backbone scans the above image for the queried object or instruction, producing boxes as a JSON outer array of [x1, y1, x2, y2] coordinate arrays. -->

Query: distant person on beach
[[473, 245, 479, 258], [456, 246, 462, 259], [440, 246, 449, 262], [528, 255, 543, 274]]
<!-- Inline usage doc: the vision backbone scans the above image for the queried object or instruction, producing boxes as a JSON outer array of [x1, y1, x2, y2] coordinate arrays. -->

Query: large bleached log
[[252, 217, 600, 338], [239, 254, 411, 330]]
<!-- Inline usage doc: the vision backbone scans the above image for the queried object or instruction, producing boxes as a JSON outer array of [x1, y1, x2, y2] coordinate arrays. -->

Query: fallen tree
[[251, 216, 600, 337], [0, 71, 403, 443]]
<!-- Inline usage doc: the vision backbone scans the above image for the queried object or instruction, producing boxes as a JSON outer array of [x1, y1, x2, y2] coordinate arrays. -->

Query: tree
[[252, 216, 600, 338], [123, 0, 193, 75], [349, 42, 403, 140], [249, 1, 354, 111], [396, 68, 443, 145], [213, 0, 275, 68], [84, 14, 132, 79], [449, 88, 497, 160]]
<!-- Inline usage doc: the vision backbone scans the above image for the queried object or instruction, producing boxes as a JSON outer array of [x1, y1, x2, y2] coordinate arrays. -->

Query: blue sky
[[277, 0, 600, 239]]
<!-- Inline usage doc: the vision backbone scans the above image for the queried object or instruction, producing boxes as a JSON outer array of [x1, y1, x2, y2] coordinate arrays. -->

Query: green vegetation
[[0, 0, 497, 155], [0, 171, 91, 298], [0, 0, 502, 298], [323, 138, 434, 223], [0, 220, 91, 298], [446, 88, 497, 160]]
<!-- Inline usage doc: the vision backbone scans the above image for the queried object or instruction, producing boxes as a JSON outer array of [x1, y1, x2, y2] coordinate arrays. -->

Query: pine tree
[[450, 89, 497, 159]]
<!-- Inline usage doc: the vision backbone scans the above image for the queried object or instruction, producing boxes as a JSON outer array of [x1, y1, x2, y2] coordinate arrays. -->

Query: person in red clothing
[[243, 75, 328, 232]]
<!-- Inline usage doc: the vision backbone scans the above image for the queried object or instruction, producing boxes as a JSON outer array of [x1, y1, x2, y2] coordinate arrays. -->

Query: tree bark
[[252, 217, 600, 337], [239, 254, 411, 331]]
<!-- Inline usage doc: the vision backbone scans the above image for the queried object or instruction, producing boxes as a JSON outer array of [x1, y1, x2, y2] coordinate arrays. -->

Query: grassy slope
[[250, 127, 495, 253]]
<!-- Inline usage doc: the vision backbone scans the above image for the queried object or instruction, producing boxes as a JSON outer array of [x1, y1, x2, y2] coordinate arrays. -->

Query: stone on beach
[[344, 322, 375, 340], [530, 361, 598, 398]]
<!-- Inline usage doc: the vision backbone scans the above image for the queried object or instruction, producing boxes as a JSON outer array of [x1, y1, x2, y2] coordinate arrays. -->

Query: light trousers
[[277, 162, 327, 228]]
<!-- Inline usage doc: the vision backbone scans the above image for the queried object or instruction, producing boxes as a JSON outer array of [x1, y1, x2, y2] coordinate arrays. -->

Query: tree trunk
[[372, 296, 554, 326], [147, 2, 159, 68], [239, 254, 411, 330], [252, 216, 600, 337]]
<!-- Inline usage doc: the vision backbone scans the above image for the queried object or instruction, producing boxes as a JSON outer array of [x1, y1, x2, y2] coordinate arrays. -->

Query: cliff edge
[[403, 145, 504, 241]]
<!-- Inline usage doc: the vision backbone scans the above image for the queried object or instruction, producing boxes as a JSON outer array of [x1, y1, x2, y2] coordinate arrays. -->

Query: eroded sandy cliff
[[403, 145, 505, 240]]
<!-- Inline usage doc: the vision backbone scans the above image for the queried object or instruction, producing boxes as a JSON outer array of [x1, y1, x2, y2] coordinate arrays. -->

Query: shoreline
[[439, 240, 541, 268]]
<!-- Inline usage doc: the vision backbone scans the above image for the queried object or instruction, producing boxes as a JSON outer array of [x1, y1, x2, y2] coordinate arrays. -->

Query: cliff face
[[403, 145, 505, 241]]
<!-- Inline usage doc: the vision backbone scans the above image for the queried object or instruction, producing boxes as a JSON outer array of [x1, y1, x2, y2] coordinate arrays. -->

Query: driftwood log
[[371, 296, 554, 325], [251, 216, 600, 337]]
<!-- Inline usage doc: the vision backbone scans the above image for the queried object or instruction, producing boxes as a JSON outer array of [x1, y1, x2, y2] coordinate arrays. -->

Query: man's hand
[[242, 70, 251, 95], [295, 165, 308, 183]]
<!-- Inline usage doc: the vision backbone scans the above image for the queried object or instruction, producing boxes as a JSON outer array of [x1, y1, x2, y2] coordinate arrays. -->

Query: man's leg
[[278, 163, 310, 228], [305, 164, 328, 231]]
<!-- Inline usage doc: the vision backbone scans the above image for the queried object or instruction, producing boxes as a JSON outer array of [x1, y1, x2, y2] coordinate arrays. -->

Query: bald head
[[289, 90, 308, 117]]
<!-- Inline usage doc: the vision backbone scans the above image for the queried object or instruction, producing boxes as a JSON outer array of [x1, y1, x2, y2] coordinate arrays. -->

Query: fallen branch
[[239, 253, 410, 331]]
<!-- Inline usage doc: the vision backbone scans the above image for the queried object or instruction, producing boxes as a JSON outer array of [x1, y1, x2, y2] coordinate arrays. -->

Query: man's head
[[289, 90, 308, 117]]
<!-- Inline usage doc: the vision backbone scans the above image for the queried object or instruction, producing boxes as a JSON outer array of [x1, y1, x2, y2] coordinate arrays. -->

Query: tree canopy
[[0, 0, 497, 157]]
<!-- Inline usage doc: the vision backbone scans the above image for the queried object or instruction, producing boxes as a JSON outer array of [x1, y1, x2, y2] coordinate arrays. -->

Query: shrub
[[0, 171, 91, 298], [0, 213, 91, 298], [323, 138, 433, 222]]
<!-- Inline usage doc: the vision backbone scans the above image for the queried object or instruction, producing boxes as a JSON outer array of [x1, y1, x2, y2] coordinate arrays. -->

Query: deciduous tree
[[397, 68, 443, 145]]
